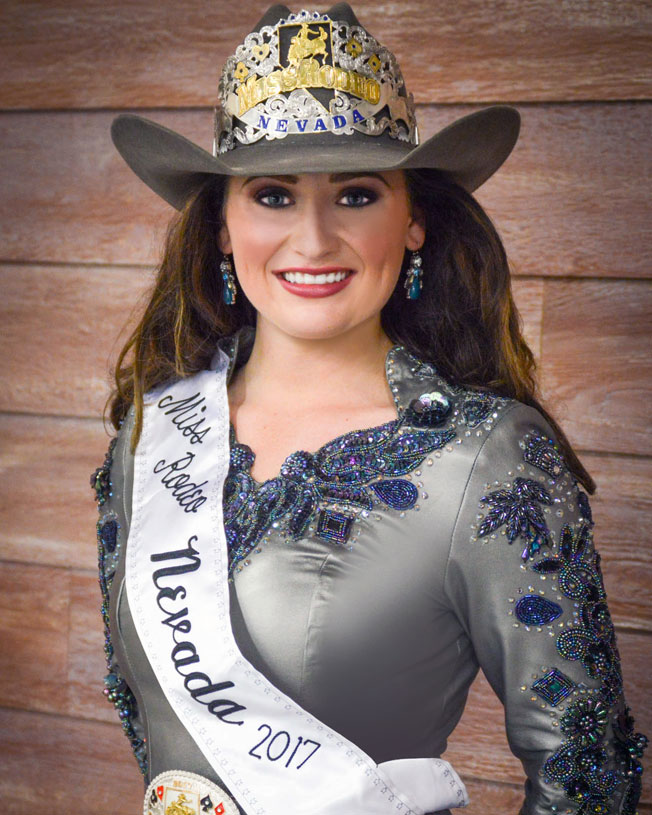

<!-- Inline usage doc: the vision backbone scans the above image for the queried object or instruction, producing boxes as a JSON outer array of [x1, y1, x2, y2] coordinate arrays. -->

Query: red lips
[[273, 267, 355, 298]]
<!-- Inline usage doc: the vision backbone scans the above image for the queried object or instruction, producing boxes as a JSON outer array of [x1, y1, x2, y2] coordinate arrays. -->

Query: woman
[[92, 4, 646, 814]]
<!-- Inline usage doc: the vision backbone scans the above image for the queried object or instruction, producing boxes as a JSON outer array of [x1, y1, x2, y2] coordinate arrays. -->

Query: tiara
[[214, 9, 418, 155]]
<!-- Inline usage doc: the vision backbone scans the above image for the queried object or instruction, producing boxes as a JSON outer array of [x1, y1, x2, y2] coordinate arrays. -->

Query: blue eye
[[339, 188, 377, 207], [255, 188, 292, 208]]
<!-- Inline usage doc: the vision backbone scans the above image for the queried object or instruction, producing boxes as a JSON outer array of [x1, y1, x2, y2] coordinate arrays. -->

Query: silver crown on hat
[[214, 9, 418, 155]]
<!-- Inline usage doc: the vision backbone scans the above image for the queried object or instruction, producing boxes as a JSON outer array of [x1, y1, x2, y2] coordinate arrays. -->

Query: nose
[[291, 196, 340, 260]]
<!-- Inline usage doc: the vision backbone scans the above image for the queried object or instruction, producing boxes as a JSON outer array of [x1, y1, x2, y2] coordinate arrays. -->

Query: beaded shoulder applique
[[477, 477, 553, 561]]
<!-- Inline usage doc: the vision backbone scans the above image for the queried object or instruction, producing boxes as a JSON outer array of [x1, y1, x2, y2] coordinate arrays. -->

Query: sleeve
[[91, 411, 148, 777], [444, 402, 647, 815]]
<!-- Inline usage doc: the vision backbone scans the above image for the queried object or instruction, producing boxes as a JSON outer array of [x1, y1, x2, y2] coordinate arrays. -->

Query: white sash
[[126, 352, 468, 815]]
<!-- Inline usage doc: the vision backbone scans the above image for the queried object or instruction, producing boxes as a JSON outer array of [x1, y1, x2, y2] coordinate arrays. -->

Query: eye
[[254, 187, 293, 208], [338, 187, 378, 207]]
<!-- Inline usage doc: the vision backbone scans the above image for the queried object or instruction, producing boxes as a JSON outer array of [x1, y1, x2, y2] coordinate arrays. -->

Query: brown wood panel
[[0, 708, 143, 813], [2, 104, 649, 276], [0, 564, 112, 724], [585, 452, 652, 632], [0, 563, 71, 718], [540, 278, 652, 456], [0, 415, 110, 571], [0, 0, 650, 109], [460, 103, 652, 279], [444, 631, 652, 801], [511, 277, 543, 362], [0, 264, 151, 417]]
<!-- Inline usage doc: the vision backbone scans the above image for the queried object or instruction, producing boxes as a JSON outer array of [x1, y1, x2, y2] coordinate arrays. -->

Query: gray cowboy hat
[[111, 3, 520, 210]]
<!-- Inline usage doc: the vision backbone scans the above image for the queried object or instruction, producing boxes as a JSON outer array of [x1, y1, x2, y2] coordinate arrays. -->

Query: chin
[[267, 312, 371, 343]]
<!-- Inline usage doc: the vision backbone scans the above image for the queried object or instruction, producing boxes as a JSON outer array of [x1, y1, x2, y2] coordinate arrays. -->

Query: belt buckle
[[144, 770, 239, 815]]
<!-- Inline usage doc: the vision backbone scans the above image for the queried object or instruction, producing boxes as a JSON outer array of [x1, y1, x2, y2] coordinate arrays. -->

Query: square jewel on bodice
[[317, 509, 353, 544]]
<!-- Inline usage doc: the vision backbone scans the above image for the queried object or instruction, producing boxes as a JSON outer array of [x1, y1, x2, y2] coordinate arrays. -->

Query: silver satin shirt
[[95, 327, 645, 814]]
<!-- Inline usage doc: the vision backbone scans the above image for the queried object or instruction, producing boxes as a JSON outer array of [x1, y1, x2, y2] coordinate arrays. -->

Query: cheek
[[225, 208, 284, 272], [351, 208, 410, 276]]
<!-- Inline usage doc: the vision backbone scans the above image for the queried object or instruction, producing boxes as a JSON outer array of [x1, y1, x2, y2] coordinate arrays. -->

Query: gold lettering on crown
[[236, 58, 381, 116]]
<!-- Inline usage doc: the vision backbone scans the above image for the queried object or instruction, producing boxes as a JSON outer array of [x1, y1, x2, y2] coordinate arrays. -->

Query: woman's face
[[219, 170, 425, 342]]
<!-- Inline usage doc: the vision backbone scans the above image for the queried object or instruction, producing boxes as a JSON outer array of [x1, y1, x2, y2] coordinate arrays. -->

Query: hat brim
[[111, 106, 520, 210]]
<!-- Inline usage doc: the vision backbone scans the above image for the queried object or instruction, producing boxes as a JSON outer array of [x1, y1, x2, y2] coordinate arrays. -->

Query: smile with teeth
[[281, 270, 352, 284]]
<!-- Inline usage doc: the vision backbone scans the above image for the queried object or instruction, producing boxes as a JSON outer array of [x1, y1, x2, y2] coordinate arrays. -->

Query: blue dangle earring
[[404, 250, 423, 300], [221, 255, 237, 305]]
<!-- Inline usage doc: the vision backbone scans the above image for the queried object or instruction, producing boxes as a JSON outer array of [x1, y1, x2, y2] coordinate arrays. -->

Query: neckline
[[228, 342, 405, 488]]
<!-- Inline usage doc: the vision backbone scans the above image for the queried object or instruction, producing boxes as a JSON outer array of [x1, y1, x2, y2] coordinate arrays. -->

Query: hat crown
[[214, 5, 417, 157]]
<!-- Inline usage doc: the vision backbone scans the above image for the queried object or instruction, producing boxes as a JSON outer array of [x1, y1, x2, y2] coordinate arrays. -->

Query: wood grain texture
[[0, 415, 109, 571], [0, 564, 71, 718], [2, 104, 649, 276], [0, 708, 144, 814], [539, 278, 652, 456], [585, 452, 652, 632], [464, 103, 652, 279], [0, 564, 111, 723], [512, 277, 543, 361], [0, 263, 151, 416], [0, 0, 650, 109]]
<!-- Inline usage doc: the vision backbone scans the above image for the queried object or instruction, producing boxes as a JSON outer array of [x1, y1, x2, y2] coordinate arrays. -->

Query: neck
[[233, 318, 395, 410]]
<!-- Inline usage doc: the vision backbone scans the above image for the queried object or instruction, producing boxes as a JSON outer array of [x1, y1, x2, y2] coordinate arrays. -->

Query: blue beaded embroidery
[[533, 524, 623, 702], [531, 517, 647, 809], [99, 517, 118, 553], [515, 595, 563, 626], [369, 479, 418, 510], [92, 442, 148, 775], [545, 743, 619, 808], [577, 489, 593, 524], [224, 416, 455, 573], [90, 437, 116, 506], [531, 668, 576, 706], [477, 477, 553, 560], [317, 510, 353, 544], [461, 392, 495, 427], [405, 391, 451, 427], [613, 706, 648, 815], [523, 434, 565, 479], [560, 698, 609, 748]]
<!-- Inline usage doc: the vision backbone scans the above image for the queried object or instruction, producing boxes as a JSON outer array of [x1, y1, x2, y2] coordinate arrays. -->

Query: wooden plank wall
[[0, 1, 650, 811]]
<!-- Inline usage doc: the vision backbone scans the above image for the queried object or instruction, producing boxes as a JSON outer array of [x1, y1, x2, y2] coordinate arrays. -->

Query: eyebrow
[[241, 172, 390, 188]]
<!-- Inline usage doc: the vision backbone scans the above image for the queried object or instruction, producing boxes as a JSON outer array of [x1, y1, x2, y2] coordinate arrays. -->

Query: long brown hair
[[109, 169, 594, 493]]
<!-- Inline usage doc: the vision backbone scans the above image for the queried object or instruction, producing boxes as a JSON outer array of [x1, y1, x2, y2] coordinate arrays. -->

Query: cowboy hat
[[111, 3, 520, 209]]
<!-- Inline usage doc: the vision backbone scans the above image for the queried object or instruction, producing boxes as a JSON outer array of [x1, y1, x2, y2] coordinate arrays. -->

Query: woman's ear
[[406, 204, 426, 251], [218, 223, 232, 254]]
